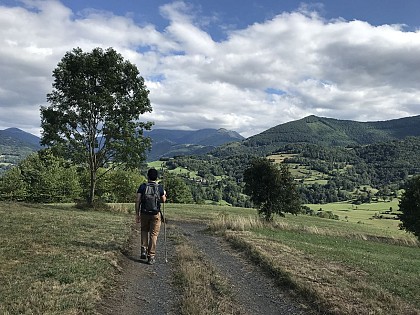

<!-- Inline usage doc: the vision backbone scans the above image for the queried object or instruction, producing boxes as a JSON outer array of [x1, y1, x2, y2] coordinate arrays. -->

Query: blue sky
[[1, 0, 420, 137]]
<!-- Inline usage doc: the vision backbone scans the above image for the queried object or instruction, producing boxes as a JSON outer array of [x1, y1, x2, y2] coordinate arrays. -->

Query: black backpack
[[141, 183, 160, 215]]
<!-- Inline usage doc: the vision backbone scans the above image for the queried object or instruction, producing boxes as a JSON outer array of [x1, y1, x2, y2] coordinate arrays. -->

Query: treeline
[[0, 145, 35, 176], [0, 149, 251, 207], [212, 115, 420, 159], [281, 137, 420, 203], [3, 135, 420, 207], [0, 150, 145, 203], [164, 155, 252, 207]]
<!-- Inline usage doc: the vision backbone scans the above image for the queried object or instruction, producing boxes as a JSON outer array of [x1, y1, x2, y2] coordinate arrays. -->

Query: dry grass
[[0, 202, 132, 315], [226, 232, 419, 315], [171, 230, 245, 315], [213, 215, 420, 315], [211, 213, 419, 247], [209, 212, 264, 231]]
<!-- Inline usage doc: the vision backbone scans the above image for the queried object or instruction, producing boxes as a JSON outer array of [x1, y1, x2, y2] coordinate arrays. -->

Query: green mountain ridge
[[145, 128, 244, 161], [213, 115, 420, 157]]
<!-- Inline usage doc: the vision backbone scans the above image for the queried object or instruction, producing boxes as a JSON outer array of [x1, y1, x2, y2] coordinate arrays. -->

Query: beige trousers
[[140, 213, 162, 258]]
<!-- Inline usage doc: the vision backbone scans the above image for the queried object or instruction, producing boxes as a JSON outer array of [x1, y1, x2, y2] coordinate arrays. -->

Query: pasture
[[0, 202, 132, 315], [1, 201, 419, 314]]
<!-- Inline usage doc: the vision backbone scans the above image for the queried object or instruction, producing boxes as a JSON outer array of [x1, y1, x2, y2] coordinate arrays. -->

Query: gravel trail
[[98, 220, 315, 315]]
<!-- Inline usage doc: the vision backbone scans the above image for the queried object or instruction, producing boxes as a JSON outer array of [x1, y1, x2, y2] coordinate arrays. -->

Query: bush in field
[[163, 173, 194, 204], [109, 169, 146, 202], [399, 176, 420, 240], [0, 167, 28, 201], [244, 158, 301, 221], [79, 168, 146, 203], [0, 150, 81, 202]]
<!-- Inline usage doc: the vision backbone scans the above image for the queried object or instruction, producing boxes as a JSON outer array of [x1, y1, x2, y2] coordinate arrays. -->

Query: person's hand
[[135, 214, 140, 223]]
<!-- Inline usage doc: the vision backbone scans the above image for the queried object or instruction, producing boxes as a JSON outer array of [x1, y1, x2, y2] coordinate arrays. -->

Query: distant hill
[[145, 128, 244, 161], [0, 127, 245, 167], [0, 128, 41, 175], [0, 128, 41, 149], [213, 115, 420, 157]]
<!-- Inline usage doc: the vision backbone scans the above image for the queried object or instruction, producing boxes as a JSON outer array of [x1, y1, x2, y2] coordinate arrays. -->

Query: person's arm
[[135, 192, 141, 223], [160, 185, 167, 203], [161, 190, 167, 203]]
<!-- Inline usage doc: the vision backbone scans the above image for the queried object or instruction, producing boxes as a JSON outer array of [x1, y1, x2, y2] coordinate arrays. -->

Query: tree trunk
[[88, 168, 96, 206]]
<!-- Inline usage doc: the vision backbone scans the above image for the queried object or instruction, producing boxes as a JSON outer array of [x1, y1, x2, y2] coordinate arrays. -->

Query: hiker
[[135, 168, 166, 265]]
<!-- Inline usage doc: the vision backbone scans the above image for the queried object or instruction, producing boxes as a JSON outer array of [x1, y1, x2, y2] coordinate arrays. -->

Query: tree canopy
[[243, 158, 301, 220], [398, 176, 420, 240], [0, 150, 81, 202], [40, 47, 152, 205], [162, 172, 194, 204]]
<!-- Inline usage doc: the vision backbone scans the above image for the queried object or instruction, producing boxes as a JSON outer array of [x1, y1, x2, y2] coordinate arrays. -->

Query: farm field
[[305, 200, 403, 233], [1, 201, 419, 314]]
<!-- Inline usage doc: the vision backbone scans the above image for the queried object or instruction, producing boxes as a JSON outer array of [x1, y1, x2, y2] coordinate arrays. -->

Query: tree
[[0, 167, 27, 201], [244, 158, 301, 220], [398, 176, 420, 240], [163, 173, 194, 204], [40, 47, 152, 206], [0, 150, 81, 203]]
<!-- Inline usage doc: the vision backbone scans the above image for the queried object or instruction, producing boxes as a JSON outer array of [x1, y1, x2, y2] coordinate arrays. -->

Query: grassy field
[[306, 200, 403, 234], [0, 202, 132, 315], [168, 203, 420, 314], [1, 201, 419, 314]]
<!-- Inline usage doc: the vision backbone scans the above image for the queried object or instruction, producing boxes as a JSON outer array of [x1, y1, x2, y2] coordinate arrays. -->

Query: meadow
[[1, 201, 419, 314], [153, 202, 420, 314], [0, 202, 133, 315]]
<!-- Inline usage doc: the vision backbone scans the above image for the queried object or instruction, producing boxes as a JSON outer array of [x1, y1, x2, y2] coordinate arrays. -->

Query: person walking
[[135, 168, 166, 265]]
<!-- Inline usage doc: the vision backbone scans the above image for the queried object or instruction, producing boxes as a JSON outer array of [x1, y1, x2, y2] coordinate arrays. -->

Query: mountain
[[0, 126, 244, 167], [0, 128, 41, 176], [213, 115, 420, 157], [3, 114, 420, 165], [145, 128, 244, 161], [0, 128, 41, 149]]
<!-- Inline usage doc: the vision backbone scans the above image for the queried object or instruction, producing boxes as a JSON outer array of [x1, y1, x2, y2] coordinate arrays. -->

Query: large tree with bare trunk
[[41, 47, 152, 206]]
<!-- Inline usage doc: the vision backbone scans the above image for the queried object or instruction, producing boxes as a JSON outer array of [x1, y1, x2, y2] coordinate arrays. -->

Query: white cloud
[[1, 0, 420, 138]]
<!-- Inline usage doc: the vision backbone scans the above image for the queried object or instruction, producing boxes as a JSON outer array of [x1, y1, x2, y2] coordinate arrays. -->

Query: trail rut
[[98, 220, 316, 315]]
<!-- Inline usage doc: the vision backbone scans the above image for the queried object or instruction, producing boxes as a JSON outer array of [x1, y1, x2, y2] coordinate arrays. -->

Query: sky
[[1, 1, 420, 138]]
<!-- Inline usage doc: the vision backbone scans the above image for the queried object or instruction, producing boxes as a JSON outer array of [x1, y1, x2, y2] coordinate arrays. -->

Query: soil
[[97, 220, 317, 315]]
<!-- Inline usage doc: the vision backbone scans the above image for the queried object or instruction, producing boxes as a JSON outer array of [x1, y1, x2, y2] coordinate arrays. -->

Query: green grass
[[147, 161, 166, 169], [306, 200, 404, 234], [254, 227, 420, 307], [2, 201, 419, 315], [147, 162, 199, 179], [0, 202, 132, 315], [168, 204, 420, 313]]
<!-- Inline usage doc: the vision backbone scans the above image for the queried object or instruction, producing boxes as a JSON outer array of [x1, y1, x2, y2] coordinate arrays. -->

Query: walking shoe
[[140, 248, 147, 260], [148, 256, 156, 265]]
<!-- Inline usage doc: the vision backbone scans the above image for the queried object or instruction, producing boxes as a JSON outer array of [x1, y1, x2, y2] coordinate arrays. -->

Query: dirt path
[[98, 220, 315, 315], [97, 225, 179, 315]]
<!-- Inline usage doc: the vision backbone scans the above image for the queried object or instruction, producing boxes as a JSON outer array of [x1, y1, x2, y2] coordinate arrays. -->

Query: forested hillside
[[3, 116, 420, 206], [213, 115, 420, 157], [164, 135, 420, 206], [145, 128, 244, 161], [0, 128, 40, 176]]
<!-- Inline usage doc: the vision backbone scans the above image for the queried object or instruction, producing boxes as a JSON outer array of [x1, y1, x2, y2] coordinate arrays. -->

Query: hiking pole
[[161, 164, 168, 263], [163, 198, 168, 263]]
